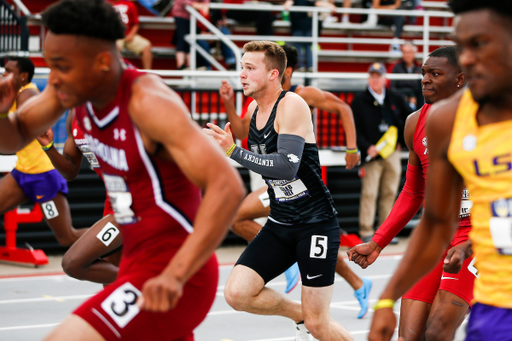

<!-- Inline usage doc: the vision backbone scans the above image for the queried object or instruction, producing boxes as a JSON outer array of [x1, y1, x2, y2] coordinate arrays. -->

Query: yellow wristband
[[373, 299, 395, 311], [346, 148, 359, 154], [42, 140, 54, 151], [226, 143, 236, 157]]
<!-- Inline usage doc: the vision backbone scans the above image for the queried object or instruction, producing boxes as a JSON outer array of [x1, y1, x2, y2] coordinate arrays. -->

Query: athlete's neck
[[88, 61, 125, 111], [254, 87, 283, 115]]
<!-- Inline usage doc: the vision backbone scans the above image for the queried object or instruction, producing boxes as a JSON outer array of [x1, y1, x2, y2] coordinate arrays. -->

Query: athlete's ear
[[269, 69, 280, 82], [19, 71, 29, 83], [95, 51, 113, 73], [457, 72, 466, 88]]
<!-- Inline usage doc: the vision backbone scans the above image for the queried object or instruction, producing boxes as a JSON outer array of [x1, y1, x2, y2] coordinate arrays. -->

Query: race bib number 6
[[96, 222, 120, 247]]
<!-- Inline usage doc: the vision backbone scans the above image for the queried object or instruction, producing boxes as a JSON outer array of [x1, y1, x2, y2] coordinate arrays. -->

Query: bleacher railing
[[186, 3, 454, 72], [0, 0, 28, 58]]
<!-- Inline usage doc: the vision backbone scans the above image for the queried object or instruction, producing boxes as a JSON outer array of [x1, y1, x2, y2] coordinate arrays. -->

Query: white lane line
[[0, 294, 93, 304], [207, 310, 242, 316], [216, 273, 391, 292], [0, 323, 58, 331], [0, 275, 73, 282], [218, 253, 403, 270], [239, 328, 399, 341]]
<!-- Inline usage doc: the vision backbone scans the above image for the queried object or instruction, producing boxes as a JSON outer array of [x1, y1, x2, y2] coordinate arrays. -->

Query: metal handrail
[[11, 0, 30, 16], [28, 67, 422, 80], [196, 4, 453, 63]]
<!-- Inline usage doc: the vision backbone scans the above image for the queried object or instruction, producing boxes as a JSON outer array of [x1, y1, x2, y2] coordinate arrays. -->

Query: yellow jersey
[[448, 90, 512, 308], [9, 83, 54, 174]]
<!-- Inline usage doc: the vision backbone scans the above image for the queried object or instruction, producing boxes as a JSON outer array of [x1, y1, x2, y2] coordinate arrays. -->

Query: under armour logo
[[114, 128, 126, 141]]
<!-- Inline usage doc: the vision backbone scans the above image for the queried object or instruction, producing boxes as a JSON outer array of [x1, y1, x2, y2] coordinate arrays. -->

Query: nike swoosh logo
[[441, 276, 459, 280], [306, 274, 323, 280], [36, 195, 44, 199], [264, 132, 271, 139]]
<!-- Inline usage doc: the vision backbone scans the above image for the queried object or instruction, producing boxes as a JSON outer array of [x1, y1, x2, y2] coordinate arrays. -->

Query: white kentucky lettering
[[85, 133, 129, 171]]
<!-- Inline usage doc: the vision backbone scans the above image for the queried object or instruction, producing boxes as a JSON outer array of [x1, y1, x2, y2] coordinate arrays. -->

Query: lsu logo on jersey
[[473, 153, 512, 177]]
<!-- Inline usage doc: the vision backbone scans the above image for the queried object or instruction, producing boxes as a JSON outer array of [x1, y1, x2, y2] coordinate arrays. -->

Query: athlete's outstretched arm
[[205, 93, 312, 180], [218, 80, 251, 139], [348, 111, 424, 268], [38, 110, 83, 180], [0, 78, 65, 153], [297, 86, 360, 169], [129, 74, 245, 312], [368, 99, 463, 341]]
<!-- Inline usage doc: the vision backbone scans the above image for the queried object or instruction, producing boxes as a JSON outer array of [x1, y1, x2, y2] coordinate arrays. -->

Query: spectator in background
[[172, 0, 211, 70], [284, 0, 336, 71], [362, 0, 406, 51], [320, 0, 352, 24], [209, 9, 237, 70], [224, 0, 276, 36], [108, 0, 153, 69], [351, 63, 411, 243], [390, 42, 423, 110]]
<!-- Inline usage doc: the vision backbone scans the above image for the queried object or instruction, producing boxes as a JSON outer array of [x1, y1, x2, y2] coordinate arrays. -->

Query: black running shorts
[[236, 217, 340, 287]]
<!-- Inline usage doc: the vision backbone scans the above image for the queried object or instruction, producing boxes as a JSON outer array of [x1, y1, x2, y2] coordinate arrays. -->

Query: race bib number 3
[[96, 222, 120, 247], [101, 282, 141, 328], [310, 235, 328, 259]]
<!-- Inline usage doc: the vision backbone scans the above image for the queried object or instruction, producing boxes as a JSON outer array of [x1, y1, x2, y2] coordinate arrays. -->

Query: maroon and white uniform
[[401, 103, 476, 305], [72, 68, 218, 341], [71, 115, 114, 217]]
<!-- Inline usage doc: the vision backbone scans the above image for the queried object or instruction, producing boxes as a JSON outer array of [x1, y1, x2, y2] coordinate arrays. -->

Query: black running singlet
[[247, 91, 337, 224]]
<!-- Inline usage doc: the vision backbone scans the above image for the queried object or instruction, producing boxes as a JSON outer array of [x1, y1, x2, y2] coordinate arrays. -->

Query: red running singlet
[[72, 68, 218, 341]]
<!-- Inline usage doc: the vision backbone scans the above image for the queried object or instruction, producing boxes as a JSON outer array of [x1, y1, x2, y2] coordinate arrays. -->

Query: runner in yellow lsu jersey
[[0, 57, 86, 246], [367, 1, 512, 340]]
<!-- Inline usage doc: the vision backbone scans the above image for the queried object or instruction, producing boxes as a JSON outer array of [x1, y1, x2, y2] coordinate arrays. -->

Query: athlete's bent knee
[[61, 253, 86, 280], [425, 319, 451, 341], [304, 316, 328, 340], [224, 281, 248, 311]]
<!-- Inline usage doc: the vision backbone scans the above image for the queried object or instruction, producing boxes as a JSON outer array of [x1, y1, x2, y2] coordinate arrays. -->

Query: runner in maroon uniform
[[38, 110, 122, 285], [0, 1, 245, 340], [348, 47, 476, 341]]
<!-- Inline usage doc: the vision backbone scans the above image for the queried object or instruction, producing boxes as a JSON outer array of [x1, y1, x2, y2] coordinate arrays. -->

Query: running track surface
[[0, 251, 468, 341]]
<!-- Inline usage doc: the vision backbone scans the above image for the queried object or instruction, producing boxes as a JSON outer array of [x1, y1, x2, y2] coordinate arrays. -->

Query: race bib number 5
[[310, 235, 328, 259], [101, 282, 141, 328]]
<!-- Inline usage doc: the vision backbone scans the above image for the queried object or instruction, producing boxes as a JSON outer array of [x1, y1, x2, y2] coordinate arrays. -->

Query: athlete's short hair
[[448, 0, 512, 26], [42, 0, 125, 42], [243, 41, 287, 81], [8, 57, 35, 82], [282, 45, 298, 70], [428, 46, 461, 72]]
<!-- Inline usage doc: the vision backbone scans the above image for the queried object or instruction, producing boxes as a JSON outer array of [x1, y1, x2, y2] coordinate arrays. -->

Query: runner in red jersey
[[0, 1, 245, 340], [348, 46, 476, 341], [37, 110, 122, 285]]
